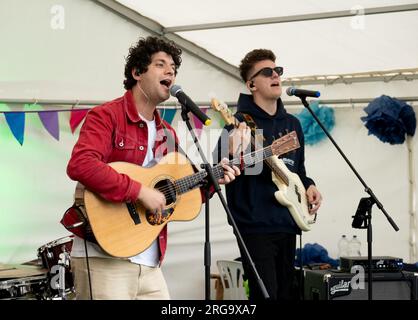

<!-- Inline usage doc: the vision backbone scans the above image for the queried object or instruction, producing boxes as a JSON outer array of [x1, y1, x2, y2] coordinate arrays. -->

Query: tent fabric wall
[[1, 0, 417, 299]]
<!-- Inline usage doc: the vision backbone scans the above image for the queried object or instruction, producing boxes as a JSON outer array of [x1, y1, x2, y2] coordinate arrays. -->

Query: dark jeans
[[238, 232, 296, 301]]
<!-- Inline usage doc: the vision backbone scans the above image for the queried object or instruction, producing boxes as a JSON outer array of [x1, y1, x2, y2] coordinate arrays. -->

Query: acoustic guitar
[[76, 128, 300, 257]]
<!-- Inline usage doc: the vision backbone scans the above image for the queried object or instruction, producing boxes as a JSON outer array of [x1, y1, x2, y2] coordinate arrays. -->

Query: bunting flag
[[160, 108, 176, 125], [4, 112, 25, 145], [70, 109, 89, 133], [212, 110, 225, 128], [192, 108, 208, 138], [24, 103, 41, 109], [0, 103, 229, 146], [38, 111, 60, 140]]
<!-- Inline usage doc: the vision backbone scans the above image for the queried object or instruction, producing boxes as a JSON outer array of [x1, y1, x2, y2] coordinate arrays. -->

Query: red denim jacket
[[67, 90, 177, 263]]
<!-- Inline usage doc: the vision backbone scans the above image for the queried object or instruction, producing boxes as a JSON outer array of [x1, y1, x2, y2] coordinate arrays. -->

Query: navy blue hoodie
[[214, 93, 315, 235]]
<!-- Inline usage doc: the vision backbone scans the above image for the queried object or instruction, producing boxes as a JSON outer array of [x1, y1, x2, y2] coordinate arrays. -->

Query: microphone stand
[[179, 105, 270, 300], [298, 96, 399, 301]]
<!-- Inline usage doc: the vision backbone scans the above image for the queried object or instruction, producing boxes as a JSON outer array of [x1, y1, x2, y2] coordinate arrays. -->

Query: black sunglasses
[[249, 66, 284, 80]]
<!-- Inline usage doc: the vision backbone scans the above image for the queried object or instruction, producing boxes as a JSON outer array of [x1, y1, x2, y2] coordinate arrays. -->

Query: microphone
[[286, 87, 320, 98], [170, 85, 211, 126]]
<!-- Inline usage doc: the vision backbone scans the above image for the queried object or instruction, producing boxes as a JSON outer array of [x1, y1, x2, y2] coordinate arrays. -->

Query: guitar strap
[[235, 112, 281, 176], [236, 112, 265, 146]]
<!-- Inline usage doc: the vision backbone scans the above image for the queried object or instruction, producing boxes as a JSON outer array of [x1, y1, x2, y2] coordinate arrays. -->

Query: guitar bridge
[[126, 202, 141, 225]]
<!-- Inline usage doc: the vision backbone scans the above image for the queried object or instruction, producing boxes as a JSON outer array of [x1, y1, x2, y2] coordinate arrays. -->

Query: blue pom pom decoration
[[295, 101, 335, 145], [361, 95, 416, 145]]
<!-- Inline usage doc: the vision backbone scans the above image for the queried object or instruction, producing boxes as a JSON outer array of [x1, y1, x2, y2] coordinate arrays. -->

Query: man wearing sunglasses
[[214, 49, 322, 300]]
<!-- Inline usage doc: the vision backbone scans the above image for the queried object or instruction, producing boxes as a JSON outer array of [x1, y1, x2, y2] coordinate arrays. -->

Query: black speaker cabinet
[[303, 269, 418, 300]]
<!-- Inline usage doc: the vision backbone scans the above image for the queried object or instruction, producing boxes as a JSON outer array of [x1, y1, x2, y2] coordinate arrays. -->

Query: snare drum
[[37, 236, 74, 298], [0, 275, 48, 300], [38, 236, 74, 270]]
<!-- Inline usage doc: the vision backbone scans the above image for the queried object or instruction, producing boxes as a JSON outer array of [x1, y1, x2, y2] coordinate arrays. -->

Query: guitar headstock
[[271, 131, 300, 156], [210, 98, 235, 126]]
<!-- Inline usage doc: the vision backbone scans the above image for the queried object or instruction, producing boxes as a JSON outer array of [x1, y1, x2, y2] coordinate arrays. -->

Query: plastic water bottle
[[337, 235, 349, 258], [348, 235, 362, 257]]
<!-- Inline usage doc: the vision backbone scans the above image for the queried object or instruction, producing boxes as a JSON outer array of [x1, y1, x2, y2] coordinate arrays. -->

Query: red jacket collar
[[123, 90, 164, 128]]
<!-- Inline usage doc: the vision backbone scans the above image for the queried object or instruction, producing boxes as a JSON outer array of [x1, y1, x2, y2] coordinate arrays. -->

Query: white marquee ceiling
[[115, 0, 418, 78]]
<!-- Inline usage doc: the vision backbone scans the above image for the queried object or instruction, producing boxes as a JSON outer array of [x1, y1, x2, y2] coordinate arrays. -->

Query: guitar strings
[[154, 149, 264, 195], [154, 145, 273, 195], [150, 135, 293, 199], [153, 147, 273, 197]]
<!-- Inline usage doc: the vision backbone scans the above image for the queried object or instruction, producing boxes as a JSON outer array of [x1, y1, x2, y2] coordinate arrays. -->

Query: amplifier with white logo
[[303, 268, 417, 300]]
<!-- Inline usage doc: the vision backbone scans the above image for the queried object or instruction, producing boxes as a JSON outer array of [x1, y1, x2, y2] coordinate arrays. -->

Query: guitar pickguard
[[146, 207, 174, 225], [146, 177, 177, 225]]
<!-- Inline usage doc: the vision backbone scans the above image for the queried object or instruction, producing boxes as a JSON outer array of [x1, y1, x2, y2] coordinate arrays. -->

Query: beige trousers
[[71, 257, 170, 300]]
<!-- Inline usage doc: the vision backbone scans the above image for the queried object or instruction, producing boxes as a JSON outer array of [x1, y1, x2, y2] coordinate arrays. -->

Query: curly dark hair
[[123, 36, 182, 90], [239, 49, 276, 82]]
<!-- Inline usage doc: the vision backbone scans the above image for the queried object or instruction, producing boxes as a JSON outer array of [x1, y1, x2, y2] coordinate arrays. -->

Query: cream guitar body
[[269, 156, 316, 231]]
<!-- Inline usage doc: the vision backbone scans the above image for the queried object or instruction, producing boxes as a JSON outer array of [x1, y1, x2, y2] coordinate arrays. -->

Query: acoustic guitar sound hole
[[154, 179, 177, 205]]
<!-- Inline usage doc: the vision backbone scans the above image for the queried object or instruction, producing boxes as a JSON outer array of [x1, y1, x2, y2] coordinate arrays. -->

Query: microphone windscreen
[[286, 87, 294, 96], [170, 84, 182, 97]]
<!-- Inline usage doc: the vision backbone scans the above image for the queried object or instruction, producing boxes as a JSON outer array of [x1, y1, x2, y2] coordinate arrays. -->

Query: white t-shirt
[[71, 114, 159, 267]]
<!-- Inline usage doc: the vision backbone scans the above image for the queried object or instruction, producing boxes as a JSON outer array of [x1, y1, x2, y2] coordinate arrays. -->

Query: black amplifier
[[340, 256, 403, 272], [303, 269, 418, 300]]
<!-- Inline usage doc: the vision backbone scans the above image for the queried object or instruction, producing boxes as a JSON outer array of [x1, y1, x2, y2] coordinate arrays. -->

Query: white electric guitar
[[211, 98, 317, 231]]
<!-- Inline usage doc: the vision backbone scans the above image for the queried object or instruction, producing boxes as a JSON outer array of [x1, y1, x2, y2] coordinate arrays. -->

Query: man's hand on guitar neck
[[218, 158, 241, 185], [306, 185, 322, 214]]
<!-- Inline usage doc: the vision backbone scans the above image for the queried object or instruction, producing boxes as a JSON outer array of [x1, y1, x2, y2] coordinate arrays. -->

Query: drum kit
[[0, 235, 75, 300]]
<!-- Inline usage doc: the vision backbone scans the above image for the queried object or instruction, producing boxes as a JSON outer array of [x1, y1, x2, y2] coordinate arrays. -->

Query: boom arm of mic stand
[[299, 97, 399, 232]]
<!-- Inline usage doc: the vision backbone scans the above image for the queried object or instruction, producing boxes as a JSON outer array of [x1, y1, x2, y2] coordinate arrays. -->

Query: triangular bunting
[[70, 109, 89, 133], [4, 112, 25, 145], [24, 103, 41, 109], [192, 108, 208, 138], [38, 111, 60, 140], [213, 111, 225, 128], [160, 108, 176, 125]]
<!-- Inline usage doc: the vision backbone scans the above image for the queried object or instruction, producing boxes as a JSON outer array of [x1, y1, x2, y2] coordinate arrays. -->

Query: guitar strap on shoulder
[[236, 112, 282, 176], [236, 112, 265, 147]]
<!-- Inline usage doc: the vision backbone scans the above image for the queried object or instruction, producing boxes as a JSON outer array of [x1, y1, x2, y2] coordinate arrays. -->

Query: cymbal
[[0, 263, 47, 280]]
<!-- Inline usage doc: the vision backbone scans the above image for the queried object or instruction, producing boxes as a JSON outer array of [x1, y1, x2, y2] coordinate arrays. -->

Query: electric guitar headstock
[[211, 97, 300, 156], [210, 98, 238, 126]]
